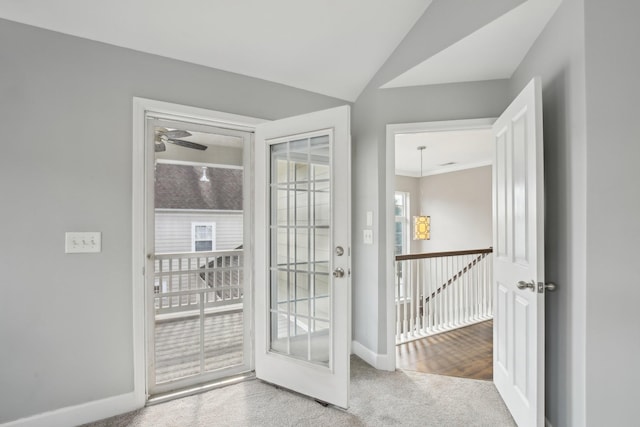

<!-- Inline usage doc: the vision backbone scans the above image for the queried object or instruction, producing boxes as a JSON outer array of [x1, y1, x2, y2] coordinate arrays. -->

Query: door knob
[[517, 280, 535, 291], [333, 267, 345, 278], [518, 280, 558, 293]]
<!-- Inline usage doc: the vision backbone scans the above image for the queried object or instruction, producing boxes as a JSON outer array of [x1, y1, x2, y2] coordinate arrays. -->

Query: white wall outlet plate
[[65, 232, 102, 253], [363, 229, 373, 245]]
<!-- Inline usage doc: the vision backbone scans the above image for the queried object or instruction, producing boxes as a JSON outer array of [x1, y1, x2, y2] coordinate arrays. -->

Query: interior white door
[[492, 77, 546, 427], [254, 105, 351, 408]]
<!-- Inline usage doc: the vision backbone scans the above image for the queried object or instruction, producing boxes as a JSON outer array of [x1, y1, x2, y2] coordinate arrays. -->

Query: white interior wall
[[395, 167, 492, 255], [417, 166, 492, 253]]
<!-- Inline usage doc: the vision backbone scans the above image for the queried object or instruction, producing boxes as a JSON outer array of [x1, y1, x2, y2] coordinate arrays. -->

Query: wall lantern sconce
[[414, 215, 431, 240]]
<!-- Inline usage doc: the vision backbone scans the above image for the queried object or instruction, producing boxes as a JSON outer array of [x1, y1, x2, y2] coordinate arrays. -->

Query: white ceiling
[[395, 129, 493, 177], [0, 0, 562, 101], [0, 0, 431, 101], [382, 0, 562, 88]]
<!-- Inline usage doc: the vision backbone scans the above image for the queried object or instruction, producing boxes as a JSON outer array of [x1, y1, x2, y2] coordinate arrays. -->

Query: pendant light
[[413, 146, 430, 240]]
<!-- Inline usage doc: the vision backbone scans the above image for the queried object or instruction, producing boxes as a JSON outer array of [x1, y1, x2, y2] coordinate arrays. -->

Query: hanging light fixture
[[199, 166, 210, 182], [414, 146, 430, 240]]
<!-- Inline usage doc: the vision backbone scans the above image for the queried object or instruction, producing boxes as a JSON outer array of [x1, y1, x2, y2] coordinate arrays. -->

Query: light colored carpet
[[84, 357, 515, 426]]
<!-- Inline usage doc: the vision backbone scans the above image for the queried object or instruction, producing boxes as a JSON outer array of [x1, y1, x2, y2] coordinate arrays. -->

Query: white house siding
[[155, 210, 243, 253]]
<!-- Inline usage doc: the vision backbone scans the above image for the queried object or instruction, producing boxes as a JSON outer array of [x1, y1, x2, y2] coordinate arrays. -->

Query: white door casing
[[132, 97, 266, 404], [254, 105, 351, 408], [492, 77, 545, 427]]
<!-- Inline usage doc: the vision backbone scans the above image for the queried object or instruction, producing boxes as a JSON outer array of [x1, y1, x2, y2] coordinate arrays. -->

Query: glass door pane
[[269, 134, 331, 366], [148, 118, 252, 396]]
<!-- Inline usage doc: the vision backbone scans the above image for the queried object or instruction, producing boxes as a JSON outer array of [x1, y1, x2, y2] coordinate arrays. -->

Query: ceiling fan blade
[[164, 130, 192, 139], [168, 139, 208, 151], [155, 142, 166, 152]]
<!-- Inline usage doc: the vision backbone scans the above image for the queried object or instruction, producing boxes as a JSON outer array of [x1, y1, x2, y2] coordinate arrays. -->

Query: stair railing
[[394, 248, 493, 344]]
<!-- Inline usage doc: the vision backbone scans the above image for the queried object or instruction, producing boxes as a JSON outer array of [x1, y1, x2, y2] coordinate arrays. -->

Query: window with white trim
[[394, 191, 410, 300], [192, 222, 216, 252], [394, 191, 410, 255]]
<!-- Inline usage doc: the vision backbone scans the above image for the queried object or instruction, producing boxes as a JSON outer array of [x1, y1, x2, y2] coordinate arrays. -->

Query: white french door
[[254, 105, 351, 408], [492, 77, 550, 427]]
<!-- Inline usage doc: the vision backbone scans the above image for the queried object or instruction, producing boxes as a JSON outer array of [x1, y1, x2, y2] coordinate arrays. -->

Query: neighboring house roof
[[155, 164, 243, 210]]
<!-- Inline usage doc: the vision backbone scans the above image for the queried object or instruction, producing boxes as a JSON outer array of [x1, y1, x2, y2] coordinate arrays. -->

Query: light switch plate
[[366, 211, 373, 227], [363, 229, 373, 245], [65, 232, 102, 253]]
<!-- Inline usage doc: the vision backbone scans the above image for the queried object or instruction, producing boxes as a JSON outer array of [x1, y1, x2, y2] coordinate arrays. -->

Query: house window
[[394, 192, 410, 255], [192, 222, 216, 252], [394, 191, 410, 301]]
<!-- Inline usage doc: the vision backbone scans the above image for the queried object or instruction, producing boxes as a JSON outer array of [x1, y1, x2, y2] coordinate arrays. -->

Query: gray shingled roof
[[155, 164, 243, 210]]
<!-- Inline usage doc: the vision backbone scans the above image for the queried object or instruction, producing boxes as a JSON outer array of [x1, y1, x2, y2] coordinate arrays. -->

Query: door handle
[[333, 267, 345, 278], [539, 282, 557, 292], [517, 280, 558, 293], [517, 280, 536, 291], [516, 280, 536, 292]]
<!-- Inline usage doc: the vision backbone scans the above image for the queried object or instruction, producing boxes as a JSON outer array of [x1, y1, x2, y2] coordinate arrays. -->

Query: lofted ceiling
[[395, 129, 493, 177], [382, 0, 562, 88], [0, 0, 561, 101], [0, 0, 431, 101]]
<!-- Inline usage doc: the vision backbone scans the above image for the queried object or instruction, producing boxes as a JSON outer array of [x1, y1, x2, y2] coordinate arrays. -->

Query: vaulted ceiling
[[0, 0, 560, 101]]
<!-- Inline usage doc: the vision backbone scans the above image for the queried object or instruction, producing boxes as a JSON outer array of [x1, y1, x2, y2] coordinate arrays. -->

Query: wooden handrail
[[395, 247, 492, 261]]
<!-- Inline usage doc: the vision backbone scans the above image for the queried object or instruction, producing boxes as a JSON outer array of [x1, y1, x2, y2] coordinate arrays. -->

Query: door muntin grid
[[269, 132, 332, 367]]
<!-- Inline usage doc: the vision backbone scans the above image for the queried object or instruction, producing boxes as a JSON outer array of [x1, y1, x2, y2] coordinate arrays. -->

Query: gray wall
[[0, 19, 345, 423], [417, 166, 492, 253], [584, 1, 640, 425], [508, 0, 587, 424]]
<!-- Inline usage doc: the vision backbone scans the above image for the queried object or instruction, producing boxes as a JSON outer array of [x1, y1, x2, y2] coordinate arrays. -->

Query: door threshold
[[147, 372, 255, 406]]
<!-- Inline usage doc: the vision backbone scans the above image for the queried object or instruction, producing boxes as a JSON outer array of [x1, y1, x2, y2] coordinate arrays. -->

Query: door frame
[[132, 97, 266, 403], [384, 118, 496, 368]]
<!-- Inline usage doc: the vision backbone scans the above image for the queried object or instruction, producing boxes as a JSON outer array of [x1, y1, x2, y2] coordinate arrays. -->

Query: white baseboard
[[352, 340, 394, 371], [2, 391, 143, 427]]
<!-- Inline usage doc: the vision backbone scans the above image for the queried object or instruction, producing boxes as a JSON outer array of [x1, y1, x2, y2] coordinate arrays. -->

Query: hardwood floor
[[396, 320, 493, 381]]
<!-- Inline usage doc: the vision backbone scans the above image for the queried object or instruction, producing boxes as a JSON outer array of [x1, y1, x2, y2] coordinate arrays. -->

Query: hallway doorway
[[387, 118, 495, 381]]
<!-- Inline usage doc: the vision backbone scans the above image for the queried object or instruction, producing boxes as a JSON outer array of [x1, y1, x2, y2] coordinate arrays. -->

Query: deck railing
[[153, 249, 244, 316], [395, 248, 493, 344]]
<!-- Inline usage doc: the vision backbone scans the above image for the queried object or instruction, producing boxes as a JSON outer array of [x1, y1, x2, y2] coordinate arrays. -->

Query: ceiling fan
[[154, 128, 208, 152]]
